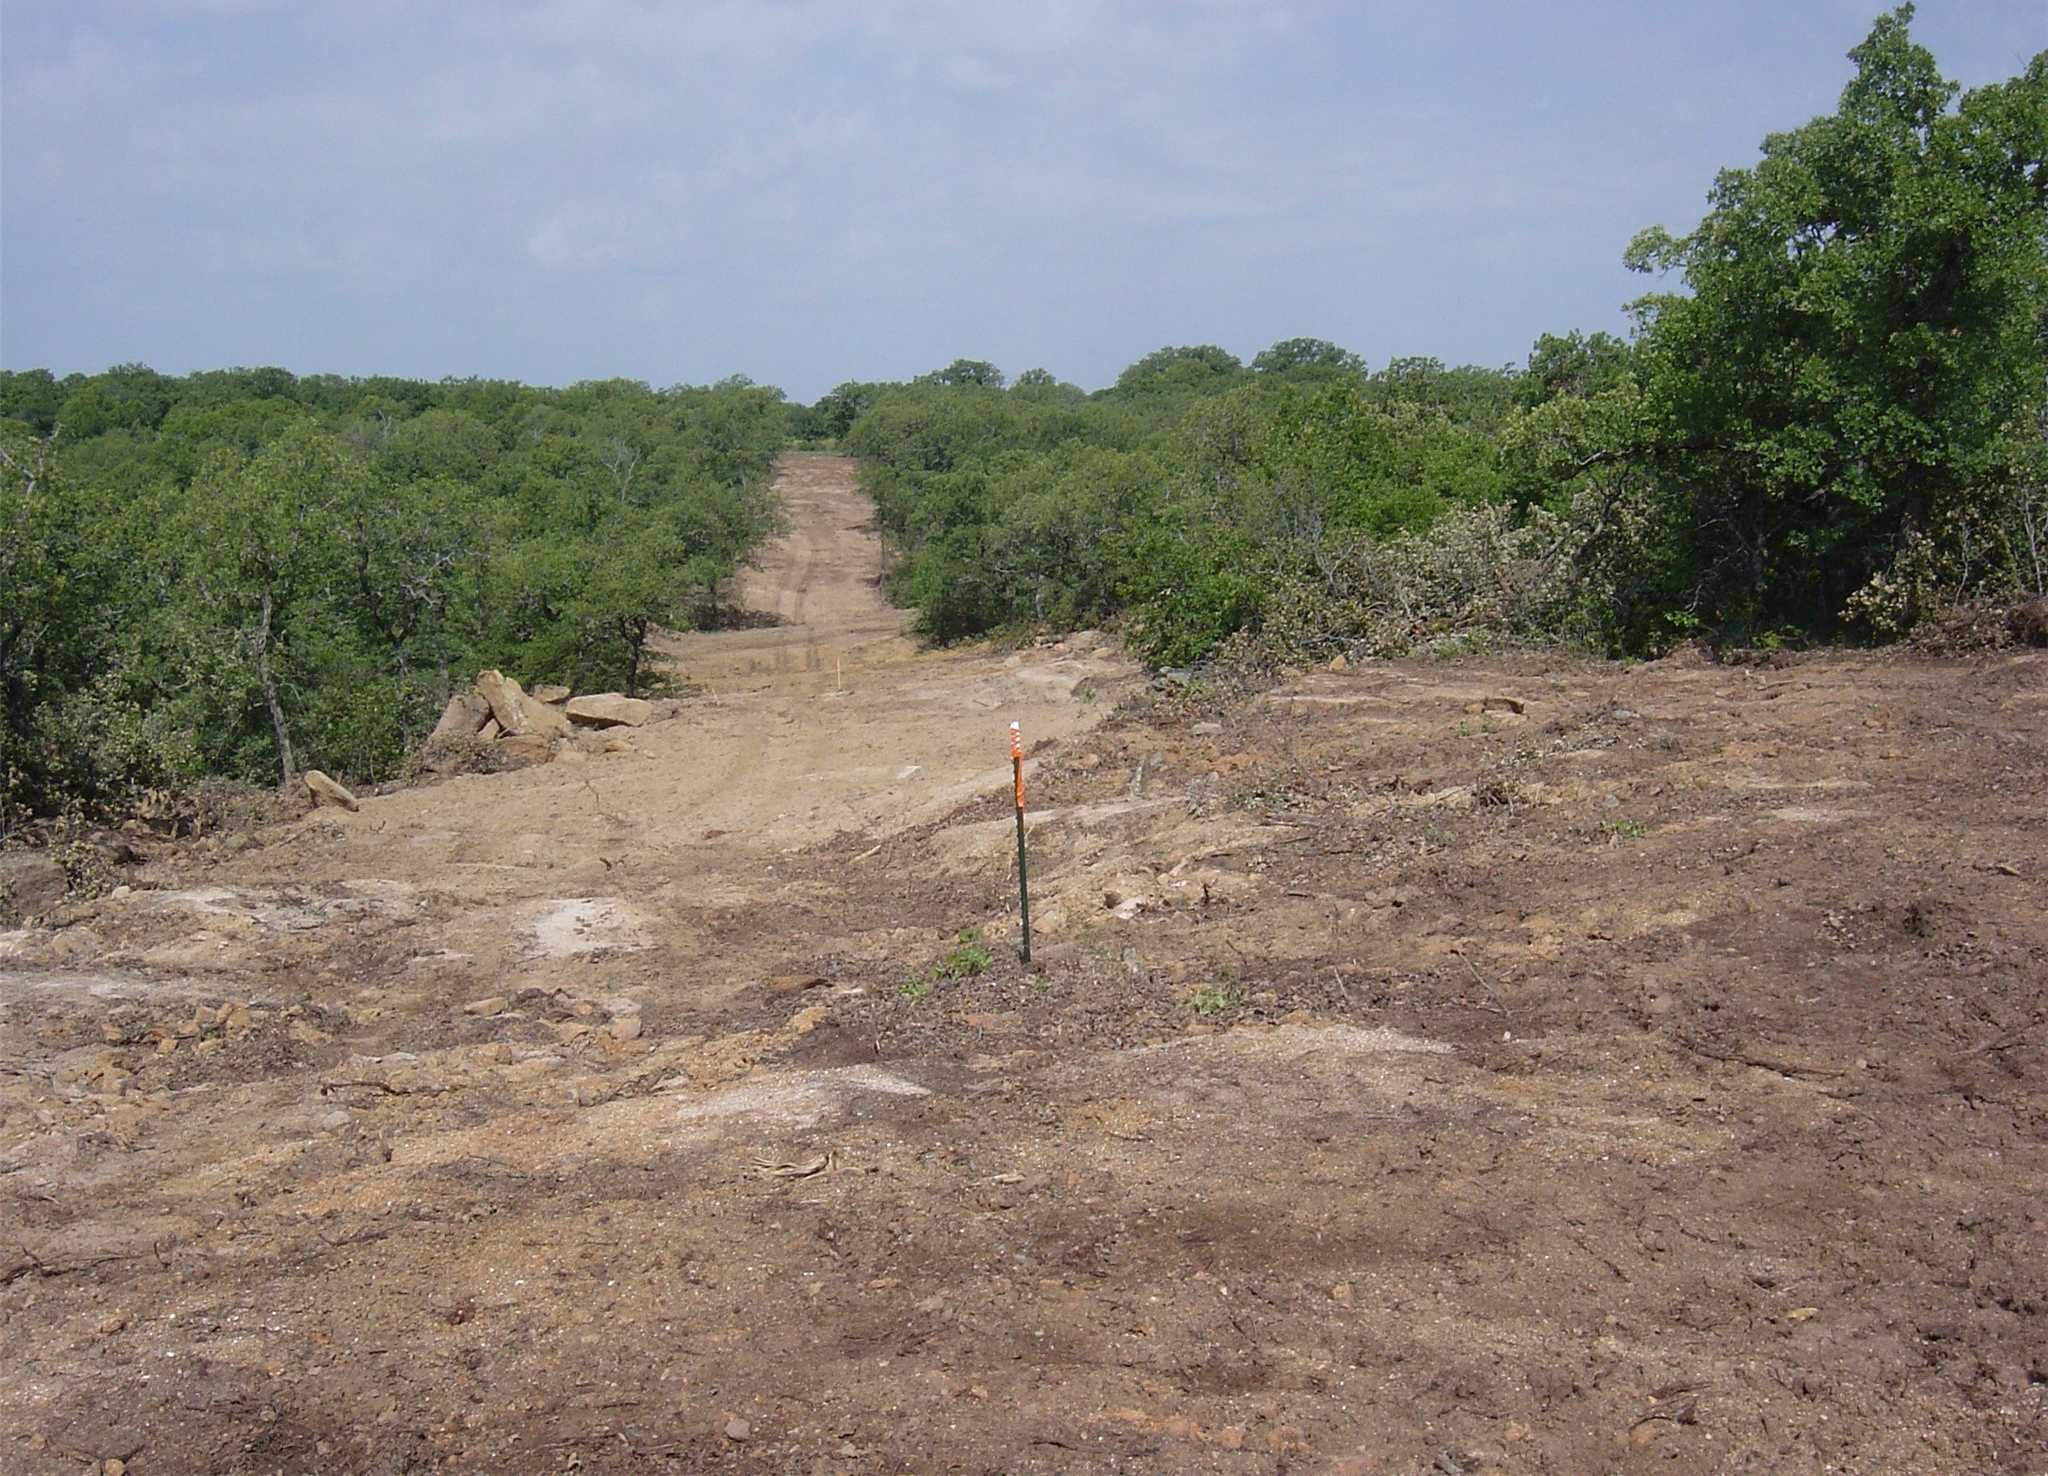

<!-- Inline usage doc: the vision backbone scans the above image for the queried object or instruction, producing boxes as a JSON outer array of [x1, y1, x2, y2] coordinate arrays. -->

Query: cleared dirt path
[[2, 457, 2044, 1475]]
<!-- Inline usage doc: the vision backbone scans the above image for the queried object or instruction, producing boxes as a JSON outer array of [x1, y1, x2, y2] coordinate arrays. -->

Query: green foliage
[[0, 369, 788, 831], [1252, 337, 1366, 380], [835, 11, 2042, 668], [936, 930, 993, 980], [1624, 5, 2046, 634]]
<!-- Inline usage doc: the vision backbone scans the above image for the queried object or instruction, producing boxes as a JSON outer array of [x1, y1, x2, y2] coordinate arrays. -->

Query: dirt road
[[2, 455, 2045, 1474]]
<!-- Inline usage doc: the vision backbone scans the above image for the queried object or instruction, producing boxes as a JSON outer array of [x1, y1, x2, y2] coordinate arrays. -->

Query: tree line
[[802, 9, 2045, 668], [1, 368, 787, 833], [4, 8, 2041, 836]]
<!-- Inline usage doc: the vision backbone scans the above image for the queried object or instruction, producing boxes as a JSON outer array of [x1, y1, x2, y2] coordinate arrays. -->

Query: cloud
[[5, 0, 2041, 393]]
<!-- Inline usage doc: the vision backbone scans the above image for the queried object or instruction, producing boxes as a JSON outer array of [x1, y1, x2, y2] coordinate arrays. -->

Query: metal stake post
[[1011, 720, 1031, 964]]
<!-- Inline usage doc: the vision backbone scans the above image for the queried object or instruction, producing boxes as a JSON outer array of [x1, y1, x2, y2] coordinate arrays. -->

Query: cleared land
[[3, 455, 2044, 1474]]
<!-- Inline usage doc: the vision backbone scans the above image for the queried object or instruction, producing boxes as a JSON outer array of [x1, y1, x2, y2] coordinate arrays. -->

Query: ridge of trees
[[811, 8, 2046, 666]]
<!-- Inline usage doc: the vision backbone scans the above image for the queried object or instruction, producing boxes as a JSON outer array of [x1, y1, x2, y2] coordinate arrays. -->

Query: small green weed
[[1604, 817, 1648, 840], [898, 974, 934, 1001], [1187, 984, 1240, 1017], [936, 929, 992, 980]]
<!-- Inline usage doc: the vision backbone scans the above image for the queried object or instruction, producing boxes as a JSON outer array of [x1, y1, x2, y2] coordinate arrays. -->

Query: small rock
[[463, 996, 509, 1017], [1329, 1282, 1354, 1305], [723, 1417, 751, 1442], [96, 1313, 130, 1336], [763, 974, 828, 996], [110, 884, 132, 899], [1191, 721, 1223, 735], [105, 1460, 127, 1476], [302, 770, 359, 812], [530, 684, 572, 704], [1328, 653, 1349, 671], [566, 693, 655, 728], [608, 1014, 643, 1041], [319, 1109, 354, 1133]]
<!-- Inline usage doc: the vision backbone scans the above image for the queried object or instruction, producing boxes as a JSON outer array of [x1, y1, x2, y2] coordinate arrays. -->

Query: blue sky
[[2, 1, 2040, 400]]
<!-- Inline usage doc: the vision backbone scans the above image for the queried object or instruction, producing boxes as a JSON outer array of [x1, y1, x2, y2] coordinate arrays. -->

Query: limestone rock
[[477, 670, 572, 739], [530, 684, 572, 704], [474, 669, 527, 732], [477, 717, 503, 742], [428, 691, 492, 744], [303, 770, 359, 812], [566, 693, 654, 728], [496, 733, 556, 768]]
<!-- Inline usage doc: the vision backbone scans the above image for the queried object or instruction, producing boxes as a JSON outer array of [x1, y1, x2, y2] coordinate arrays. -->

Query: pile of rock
[[418, 670, 681, 773]]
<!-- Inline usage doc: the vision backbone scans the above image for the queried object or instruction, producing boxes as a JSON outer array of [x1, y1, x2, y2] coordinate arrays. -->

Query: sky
[[2, 1, 2041, 401]]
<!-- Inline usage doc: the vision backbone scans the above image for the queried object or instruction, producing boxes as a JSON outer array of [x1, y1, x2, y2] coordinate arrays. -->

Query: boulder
[[496, 733, 556, 768], [566, 693, 654, 728], [428, 691, 492, 744], [303, 770, 360, 812], [476, 671, 572, 739], [522, 692, 573, 738], [477, 718, 503, 742], [474, 669, 526, 732], [0, 852, 68, 918], [531, 684, 572, 704]]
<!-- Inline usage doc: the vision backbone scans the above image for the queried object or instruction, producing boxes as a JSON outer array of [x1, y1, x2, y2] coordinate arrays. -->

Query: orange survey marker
[[1010, 720, 1031, 963]]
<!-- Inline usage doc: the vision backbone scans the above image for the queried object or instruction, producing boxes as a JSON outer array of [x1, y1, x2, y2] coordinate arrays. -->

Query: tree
[[814, 382, 878, 441], [1251, 337, 1366, 378], [919, 359, 1006, 390], [1109, 345, 1244, 398], [1517, 331, 1635, 407], [179, 426, 360, 786], [1625, 6, 2047, 629]]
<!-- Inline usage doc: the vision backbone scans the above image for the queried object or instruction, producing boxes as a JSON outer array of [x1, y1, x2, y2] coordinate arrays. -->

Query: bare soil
[[3, 455, 2044, 1475]]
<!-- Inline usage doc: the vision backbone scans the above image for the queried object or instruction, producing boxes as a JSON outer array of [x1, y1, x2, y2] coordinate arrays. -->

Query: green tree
[[1626, 6, 2047, 629], [178, 426, 361, 787], [1251, 337, 1366, 378], [919, 359, 1006, 389]]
